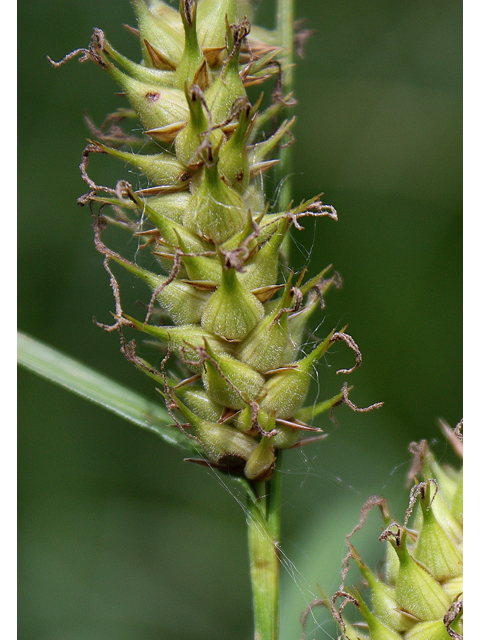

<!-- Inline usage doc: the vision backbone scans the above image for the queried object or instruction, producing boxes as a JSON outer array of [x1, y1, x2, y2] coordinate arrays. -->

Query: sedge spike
[[318, 422, 464, 640], [49, 0, 381, 482]]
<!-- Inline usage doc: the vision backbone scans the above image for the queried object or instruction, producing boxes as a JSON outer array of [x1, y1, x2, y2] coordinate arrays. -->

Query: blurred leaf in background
[[18, 1, 461, 638]]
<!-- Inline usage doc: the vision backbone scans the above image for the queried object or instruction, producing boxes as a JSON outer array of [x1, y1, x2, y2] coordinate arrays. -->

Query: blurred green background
[[18, 1, 462, 638]]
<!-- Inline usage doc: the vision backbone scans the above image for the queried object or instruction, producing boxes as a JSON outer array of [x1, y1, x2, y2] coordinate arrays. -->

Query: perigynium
[[49, 0, 381, 483]]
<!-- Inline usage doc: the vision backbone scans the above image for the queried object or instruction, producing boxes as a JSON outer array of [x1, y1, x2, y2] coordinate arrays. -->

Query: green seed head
[[328, 425, 463, 640], [354, 587, 403, 640], [92, 140, 188, 185], [109, 253, 209, 325], [203, 18, 249, 124], [403, 618, 459, 640], [260, 329, 335, 419], [109, 65, 189, 129], [413, 479, 462, 582], [200, 266, 265, 341], [244, 432, 276, 481], [349, 544, 414, 634], [174, 83, 223, 167], [183, 150, 248, 243], [218, 101, 255, 193], [53, 0, 381, 481], [236, 226, 284, 289], [131, 0, 184, 69], [201, 340, 265, 410], [196, 0, 236, 51], [237, 274, 293, 371], [171, 392, 257, 464], [391, 527, 451, 622], [175, 1, 205, 89]]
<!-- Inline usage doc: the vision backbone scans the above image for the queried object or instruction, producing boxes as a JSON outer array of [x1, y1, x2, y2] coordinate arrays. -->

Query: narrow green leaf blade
[[17, 331, 194, 452]]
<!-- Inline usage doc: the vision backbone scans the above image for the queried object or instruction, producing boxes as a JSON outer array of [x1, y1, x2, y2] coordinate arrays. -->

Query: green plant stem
[[246, 3, 296, 637], [247, 451, 283, 640], [276, 0, 296, 256]]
